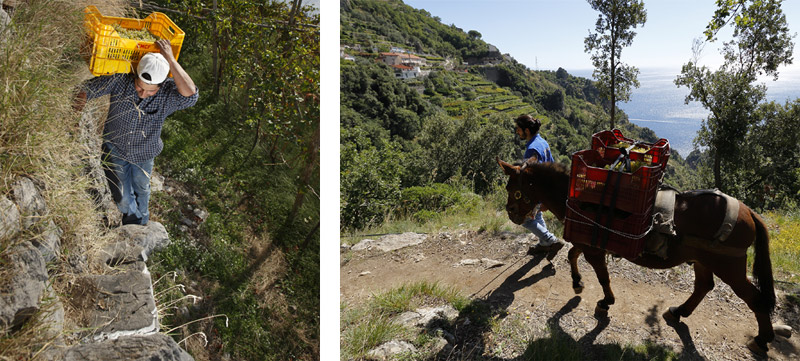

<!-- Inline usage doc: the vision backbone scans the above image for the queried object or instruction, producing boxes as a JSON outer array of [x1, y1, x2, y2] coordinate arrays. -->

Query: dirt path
[[341, 230, 800, 360]]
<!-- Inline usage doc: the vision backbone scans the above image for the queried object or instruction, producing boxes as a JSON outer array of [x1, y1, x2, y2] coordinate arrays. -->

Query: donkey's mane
[[520, 160, 570, 178]]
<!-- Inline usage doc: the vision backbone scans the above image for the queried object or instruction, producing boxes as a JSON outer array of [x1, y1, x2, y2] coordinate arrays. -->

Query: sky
[[303, 0, 320, 14], [403, 0, 800, 74]]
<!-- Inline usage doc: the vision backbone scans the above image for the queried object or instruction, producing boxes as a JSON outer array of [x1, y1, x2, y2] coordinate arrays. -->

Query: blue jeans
[[522, 207, 558, 245], [103, 143, 153, 225]]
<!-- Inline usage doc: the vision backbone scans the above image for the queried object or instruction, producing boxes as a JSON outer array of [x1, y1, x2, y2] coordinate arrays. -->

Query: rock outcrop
[[351, 232, 427, 252], [59, 333, 193, 361], [0, 104, 194, 359], [0, 241, 48, 332]]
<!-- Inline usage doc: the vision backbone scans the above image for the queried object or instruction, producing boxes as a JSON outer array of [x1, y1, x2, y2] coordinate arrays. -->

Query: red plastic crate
[[564, 199, 652, 259], [591, 129, 670, 170], [568, 149, 661, 214]]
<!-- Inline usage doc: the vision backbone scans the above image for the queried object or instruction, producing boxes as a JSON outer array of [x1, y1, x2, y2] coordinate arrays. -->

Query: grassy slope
[[0, 0, 128, 358]]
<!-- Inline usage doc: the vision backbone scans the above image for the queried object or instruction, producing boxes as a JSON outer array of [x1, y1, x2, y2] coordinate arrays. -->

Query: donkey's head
[[498, 158, 539, 225]]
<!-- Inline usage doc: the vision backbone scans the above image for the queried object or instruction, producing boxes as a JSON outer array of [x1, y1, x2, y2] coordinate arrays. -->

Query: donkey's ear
[[498, 158, 519, 175]]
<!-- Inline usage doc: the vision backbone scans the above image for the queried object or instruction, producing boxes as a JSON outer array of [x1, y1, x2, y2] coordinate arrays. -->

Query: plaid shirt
[[84, 73, 198, 163]]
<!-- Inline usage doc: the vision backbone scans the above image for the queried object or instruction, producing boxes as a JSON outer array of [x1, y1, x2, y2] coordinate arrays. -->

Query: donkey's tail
[[751, 209, 775, 315]]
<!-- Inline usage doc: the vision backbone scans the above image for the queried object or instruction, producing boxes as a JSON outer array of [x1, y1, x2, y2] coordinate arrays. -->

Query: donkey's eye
[[514, 191, 522, 200]]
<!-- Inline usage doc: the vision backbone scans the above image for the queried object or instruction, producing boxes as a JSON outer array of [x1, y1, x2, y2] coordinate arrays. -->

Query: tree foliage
[[139, 1, 320, 359], [584, 0, 647, 129], [341, 59, 432, 139], [739, 100, 800, 209], [675, 0, 794, 195]]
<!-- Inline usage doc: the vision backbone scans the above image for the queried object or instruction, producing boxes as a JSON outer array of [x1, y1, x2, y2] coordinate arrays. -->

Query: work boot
[[528, 239, 565, 257], [121, 213, 143, 226]]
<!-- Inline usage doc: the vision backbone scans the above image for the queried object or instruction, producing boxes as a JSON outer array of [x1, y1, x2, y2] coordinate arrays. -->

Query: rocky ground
[[341, 229, 800, 360]]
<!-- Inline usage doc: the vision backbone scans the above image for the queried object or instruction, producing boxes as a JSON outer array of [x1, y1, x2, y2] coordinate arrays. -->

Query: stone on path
[[455, 259, 480, 267], [60, 333, 193, 361], [70, 270, 158, 342], [351, 232, 426, 252], [454, 258, 505, 269], [394, 305, 459, 329], [115, 221, 170, 257], [481, 258, 505, 269], [367, 340, 417, 360]]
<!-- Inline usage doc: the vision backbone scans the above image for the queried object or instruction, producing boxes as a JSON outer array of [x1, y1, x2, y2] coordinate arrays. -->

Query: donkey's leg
[[663, 262, 714, 324], [568, 246, 584, 293], [711, 257, 775, 355], [583, 249, 614, 316]]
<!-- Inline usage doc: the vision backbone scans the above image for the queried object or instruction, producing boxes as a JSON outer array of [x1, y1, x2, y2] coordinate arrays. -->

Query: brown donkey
[[498, 159, 784, 356]]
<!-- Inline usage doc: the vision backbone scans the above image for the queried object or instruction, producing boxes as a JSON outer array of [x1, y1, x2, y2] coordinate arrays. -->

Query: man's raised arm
[[155, 39, 197, 97]]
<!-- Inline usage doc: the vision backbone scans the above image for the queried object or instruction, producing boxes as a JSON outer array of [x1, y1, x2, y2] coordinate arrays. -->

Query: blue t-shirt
[[524, 134, 554, 163]]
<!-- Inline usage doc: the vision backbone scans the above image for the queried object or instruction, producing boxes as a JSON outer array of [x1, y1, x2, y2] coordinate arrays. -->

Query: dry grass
[[0, 0, 128, 358]]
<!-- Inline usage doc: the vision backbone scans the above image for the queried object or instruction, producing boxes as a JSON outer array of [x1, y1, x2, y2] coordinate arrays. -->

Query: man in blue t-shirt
[[74, 39, 198, 225], [514, 114, 565, 255]]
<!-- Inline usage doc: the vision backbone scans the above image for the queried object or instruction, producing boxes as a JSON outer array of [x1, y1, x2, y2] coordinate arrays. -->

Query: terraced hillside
[[445, 73, 535, 117]]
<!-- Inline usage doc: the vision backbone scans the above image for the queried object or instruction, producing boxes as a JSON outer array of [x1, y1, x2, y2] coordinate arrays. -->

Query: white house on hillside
[[340, 45, 355, 61], [391, 64, 430, 80]]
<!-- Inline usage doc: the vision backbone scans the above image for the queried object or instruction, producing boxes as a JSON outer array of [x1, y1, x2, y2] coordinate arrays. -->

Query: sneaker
[[528, 239, 565, 256]]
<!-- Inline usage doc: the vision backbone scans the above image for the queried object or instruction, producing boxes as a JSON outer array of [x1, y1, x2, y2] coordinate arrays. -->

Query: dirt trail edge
[[341, 230, 800, 360]]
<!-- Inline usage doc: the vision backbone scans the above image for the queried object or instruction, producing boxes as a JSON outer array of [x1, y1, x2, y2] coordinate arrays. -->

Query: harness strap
[[713, 194, 739, 242]]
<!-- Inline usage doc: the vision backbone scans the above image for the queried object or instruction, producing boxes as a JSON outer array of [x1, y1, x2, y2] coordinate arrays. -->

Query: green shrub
[[397, 183, 480, 219]]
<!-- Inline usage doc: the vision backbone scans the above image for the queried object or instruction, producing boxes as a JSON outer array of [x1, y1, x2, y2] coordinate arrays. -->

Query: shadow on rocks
[[435, 253, 555, 360]]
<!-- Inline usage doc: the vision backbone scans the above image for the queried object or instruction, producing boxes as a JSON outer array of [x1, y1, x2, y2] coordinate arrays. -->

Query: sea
[[570, 68, 800, 157]]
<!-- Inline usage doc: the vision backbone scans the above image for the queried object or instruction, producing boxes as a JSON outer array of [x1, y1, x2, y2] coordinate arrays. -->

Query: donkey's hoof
[[662, 307, 680, 324], [573, 281, 584, 294], [746, 339, 768, 357], [774, 324, 793, 338], [594, 303, 609, 318]]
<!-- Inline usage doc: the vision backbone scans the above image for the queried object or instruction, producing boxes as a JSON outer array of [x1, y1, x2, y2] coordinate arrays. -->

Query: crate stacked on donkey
[[564, 129, 670, 259]]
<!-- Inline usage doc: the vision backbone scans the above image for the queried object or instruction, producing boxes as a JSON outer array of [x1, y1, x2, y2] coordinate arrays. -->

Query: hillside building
[[340, 45, 355, 61], [391, 64, 429, 80], [378, 52, 427, 67]]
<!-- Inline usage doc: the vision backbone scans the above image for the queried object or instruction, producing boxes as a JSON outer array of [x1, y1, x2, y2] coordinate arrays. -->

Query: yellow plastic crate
[[83, 5, 185, 76]]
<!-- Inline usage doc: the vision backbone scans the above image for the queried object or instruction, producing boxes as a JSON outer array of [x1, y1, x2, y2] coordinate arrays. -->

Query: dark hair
[[514, 114, 541, 135]]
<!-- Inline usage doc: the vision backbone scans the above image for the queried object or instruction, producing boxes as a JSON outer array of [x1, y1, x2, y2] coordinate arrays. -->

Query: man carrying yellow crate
[[74, 39, 198, 225]]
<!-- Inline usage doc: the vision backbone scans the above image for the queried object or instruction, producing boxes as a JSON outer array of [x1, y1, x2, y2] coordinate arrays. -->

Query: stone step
[[52, 333, 193, 361]]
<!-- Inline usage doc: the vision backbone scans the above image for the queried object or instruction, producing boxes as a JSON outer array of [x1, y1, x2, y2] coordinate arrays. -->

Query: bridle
[[509, 171, 537, 219]]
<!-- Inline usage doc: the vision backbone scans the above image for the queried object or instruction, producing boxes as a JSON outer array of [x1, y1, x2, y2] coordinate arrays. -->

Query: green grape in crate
[[112, 23, 159, 42]]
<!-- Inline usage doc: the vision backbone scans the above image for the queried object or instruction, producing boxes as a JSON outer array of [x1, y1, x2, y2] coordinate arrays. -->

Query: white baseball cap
[[137, 53, 169, 85]]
